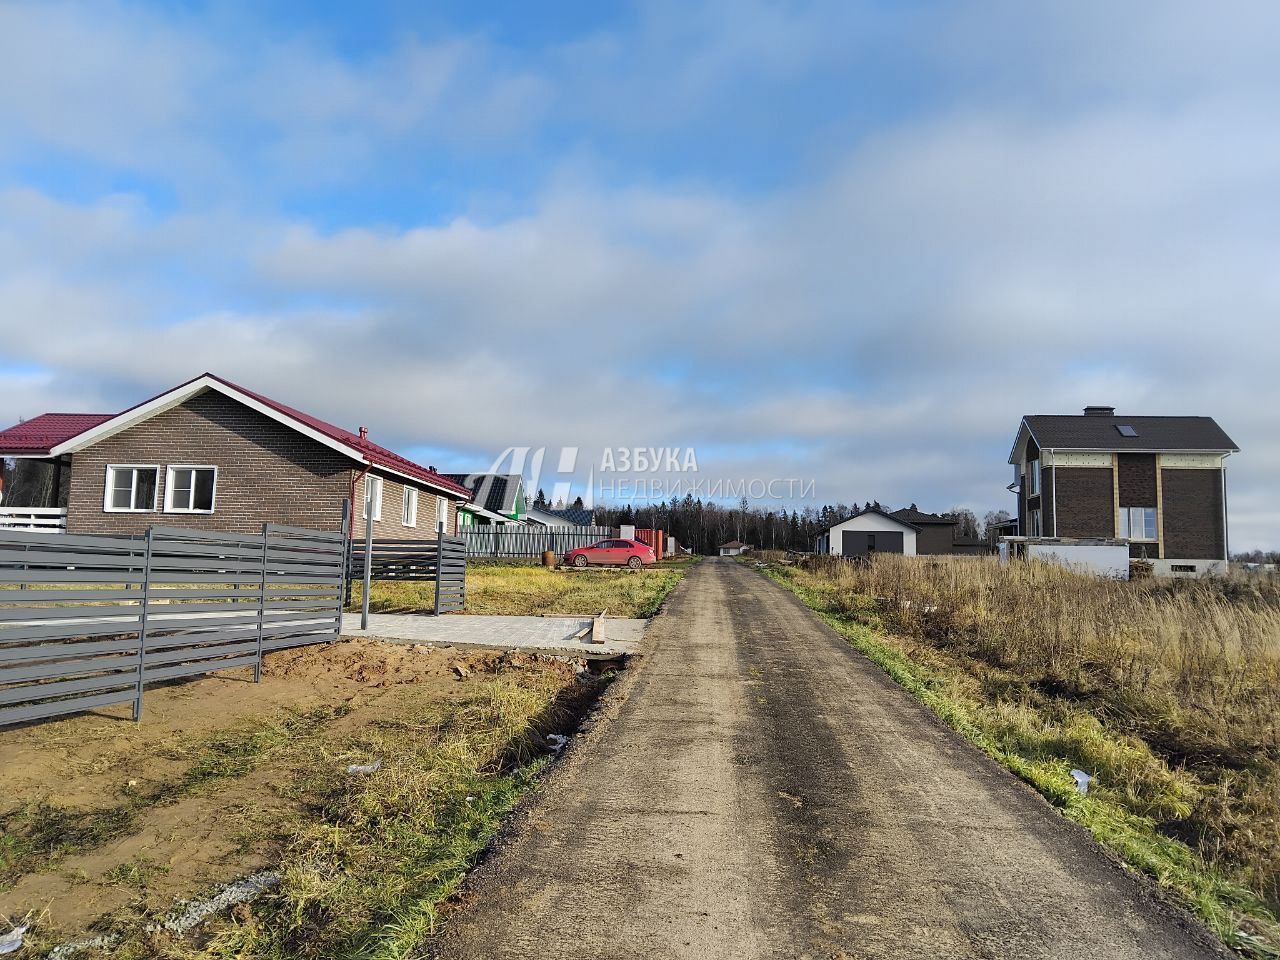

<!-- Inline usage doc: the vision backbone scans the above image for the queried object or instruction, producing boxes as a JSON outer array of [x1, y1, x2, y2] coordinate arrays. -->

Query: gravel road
[[435, 558, 1230, 960]]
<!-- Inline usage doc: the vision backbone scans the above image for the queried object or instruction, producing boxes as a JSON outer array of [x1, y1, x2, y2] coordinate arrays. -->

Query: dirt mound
[[263, 638, 578, 688]]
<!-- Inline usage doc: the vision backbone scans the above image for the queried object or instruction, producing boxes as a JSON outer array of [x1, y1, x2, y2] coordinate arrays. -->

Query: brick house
[[0, 373, 471, 538], [1007, 406, 1239, 576]]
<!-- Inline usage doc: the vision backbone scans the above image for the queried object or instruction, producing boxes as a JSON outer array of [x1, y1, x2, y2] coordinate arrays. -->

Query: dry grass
[[352, 558, 695, 618], [181, 676, 582, 960], [758, 553, 1280, 955], [2, 644, 603, 959]]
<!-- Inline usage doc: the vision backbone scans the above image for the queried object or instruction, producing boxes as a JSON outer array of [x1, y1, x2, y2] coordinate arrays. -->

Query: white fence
[[0, 507, 67, 532]]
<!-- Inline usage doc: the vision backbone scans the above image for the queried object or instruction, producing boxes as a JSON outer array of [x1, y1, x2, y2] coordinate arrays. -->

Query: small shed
[[817, 507, 921, 557], [719, 541, 752, 556]]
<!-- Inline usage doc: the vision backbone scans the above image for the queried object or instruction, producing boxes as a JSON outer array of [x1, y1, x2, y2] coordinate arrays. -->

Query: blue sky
[[1, 1, 1279, 547]]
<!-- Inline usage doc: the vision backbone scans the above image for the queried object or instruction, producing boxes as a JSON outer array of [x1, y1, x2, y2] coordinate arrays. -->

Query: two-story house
[[1007, 406, 1239, 576]]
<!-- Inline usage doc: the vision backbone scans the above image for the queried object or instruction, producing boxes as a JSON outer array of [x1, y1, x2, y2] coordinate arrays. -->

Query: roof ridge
[[1027, 413, 1216, 419]]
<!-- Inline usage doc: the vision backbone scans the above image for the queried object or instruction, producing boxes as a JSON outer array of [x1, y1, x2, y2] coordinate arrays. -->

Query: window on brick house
[[1118, 507, 1157, 541], [362, 476, 383, 521], [1029, 508, 1043, 537], [1027, 459, 1041, 496], [104, 465, 159, 512], [402, 487, 417, 527], [165, 465, 216, 513]]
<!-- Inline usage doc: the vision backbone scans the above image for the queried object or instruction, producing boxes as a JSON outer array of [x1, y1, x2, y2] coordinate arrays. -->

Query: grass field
[[352, 558, 696, 618], [752, 552, 1280, 958]]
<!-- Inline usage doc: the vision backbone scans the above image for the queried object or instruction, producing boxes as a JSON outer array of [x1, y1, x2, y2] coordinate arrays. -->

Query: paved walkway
[[433, 558, 1227, 960], [342, 613, 644, 657]]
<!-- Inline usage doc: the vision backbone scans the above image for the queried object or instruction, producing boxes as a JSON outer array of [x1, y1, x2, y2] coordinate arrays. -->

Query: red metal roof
[[0, 413, 114, 455], [203, 375, 471, 498], [0, 375, 472, 499]]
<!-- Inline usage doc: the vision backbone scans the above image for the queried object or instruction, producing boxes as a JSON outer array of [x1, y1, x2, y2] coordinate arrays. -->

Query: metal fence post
[[434, 536, 443, 617], [361, 493, 374, 631], [338, 499, 351, 632], [254, 523, 269, 682], [133, 526, 155, 722]]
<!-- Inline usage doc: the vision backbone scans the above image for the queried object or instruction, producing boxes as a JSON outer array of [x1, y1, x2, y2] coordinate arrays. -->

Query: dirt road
[[435, 559, 1229, 959]]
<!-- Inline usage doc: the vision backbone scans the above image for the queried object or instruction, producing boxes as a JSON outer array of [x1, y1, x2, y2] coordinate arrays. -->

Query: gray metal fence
[[347, 535, 466, 614], [434, 536, 466, 613], [460, 526, 617, 558], [0, 523, 346, 727]]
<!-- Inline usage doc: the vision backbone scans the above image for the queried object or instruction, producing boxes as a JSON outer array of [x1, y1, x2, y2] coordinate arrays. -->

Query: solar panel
[[1116, 425, 1138, 437]]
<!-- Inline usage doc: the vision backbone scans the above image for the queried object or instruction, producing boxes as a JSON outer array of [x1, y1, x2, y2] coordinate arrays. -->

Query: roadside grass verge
[[751, 554, 1280, 958], [352, 559, 694, 618], [98, 674, 594, 959]]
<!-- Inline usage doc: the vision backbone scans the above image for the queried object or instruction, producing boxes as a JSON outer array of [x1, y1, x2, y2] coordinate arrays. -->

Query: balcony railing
[[0, 507, 68, 532]]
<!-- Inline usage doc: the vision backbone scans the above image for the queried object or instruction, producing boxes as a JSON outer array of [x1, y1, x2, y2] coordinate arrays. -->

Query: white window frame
[[1027, 458, 1041, 496], [402, 486, 418, 527], [103, 464, 160, 513], [437, 496, 448, 533], [362, 475, 383, 521], [164, 464, 218, 514], [1029, 508, 1043, 537], [1119, 506, 1157, 541]]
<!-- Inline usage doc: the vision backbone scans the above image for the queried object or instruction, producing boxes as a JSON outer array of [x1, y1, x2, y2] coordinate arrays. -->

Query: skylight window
[[1116, 425, 1138, 437]]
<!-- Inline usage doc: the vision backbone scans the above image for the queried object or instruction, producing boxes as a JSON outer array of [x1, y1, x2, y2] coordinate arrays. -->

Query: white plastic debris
[[48, 872, 282, 958], [546, 734, 569, 754], [1070, 769, 1094, 794], [48, 934, 117, 960], [346, 760, 382, 774], [155, 870, 279, 935], [0, 925, 28, 955]]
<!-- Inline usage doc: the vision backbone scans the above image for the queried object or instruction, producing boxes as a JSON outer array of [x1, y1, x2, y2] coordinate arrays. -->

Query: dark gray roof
[[442, 473, 524, 515], [1015, 414, 1238, 460], [831, 506, 922, 532], [890, 506, 956, 526], [542, 506, 594, 526]]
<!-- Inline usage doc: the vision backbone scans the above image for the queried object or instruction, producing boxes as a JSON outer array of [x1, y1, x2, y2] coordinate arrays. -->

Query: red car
[[564, 538, 657, 568]]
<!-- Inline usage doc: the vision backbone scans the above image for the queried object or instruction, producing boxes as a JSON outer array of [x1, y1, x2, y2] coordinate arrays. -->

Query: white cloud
[[0, 2, 548, 195], [0, 1, 1278, 547]]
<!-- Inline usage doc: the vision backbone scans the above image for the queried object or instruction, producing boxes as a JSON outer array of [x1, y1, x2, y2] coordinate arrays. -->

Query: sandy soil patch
[[0, 637, 582, 945]]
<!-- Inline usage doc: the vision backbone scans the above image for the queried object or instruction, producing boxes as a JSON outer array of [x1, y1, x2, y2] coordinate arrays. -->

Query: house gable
[[66, 390, 354, 535], [50, 373, 470, 500]]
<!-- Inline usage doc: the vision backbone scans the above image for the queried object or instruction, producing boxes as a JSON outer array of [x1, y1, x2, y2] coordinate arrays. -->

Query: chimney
[[1083, 405, 1115, 417], [358, 426, 368, 439]]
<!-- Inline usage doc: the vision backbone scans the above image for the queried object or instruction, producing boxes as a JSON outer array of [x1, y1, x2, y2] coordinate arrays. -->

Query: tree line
[[565, 492, 1011, 555]]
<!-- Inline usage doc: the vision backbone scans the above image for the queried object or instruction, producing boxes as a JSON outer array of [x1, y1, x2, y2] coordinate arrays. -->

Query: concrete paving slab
[[341, 613, 645, 657]]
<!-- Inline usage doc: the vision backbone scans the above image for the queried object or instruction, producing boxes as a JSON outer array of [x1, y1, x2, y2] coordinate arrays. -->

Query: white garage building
[[815, 507, 921, 557]]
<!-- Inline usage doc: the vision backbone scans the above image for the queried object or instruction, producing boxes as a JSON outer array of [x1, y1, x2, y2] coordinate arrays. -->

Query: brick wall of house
[[66, 391, 352, 535], [354, 472, 459, 541], [1117, 454, 1158, 507], [1052, 468, 1115, 538], [1161, 469, 1225, 560]]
